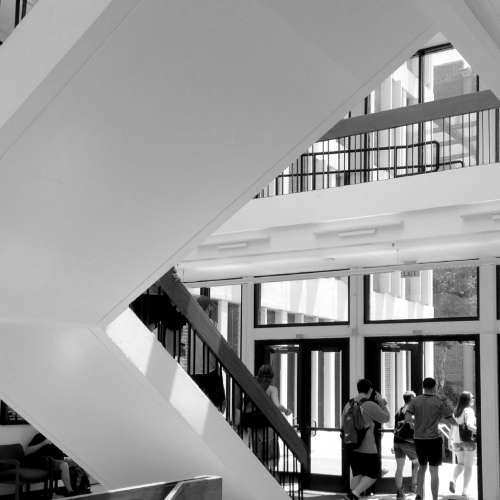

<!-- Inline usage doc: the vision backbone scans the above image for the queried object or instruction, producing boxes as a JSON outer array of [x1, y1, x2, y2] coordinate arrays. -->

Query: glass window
[[187, 285, 242, 357], [365, 267, 478, 322], [422, 48, 478, 103], [255, 277, 349, 327]]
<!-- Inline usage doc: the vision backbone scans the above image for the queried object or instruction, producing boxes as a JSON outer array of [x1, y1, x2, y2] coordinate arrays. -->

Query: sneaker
[[449, 480, 456, 493], [345, 492, 359, 500], [415, 496, 422, 500], [409, 484, 417, 494], [396, 486, 406, 499]]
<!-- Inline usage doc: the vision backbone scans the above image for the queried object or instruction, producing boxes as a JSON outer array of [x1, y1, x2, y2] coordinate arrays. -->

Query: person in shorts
[[405, 378, 458, 500], [343, 379, 390, 500], [393, 391, 419, 499], [449, 391, 477, 498]]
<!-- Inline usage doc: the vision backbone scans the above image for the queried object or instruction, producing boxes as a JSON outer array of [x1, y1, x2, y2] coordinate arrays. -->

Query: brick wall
[[433, 60, 464, 101]]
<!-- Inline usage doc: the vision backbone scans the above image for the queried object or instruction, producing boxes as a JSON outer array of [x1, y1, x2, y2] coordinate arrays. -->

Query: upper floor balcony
[[257, 89, 500, 199]]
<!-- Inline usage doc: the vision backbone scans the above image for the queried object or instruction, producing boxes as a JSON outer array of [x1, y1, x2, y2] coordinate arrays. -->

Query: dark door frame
[[255, 337, 351, 492], [364, 334, 482, 498]]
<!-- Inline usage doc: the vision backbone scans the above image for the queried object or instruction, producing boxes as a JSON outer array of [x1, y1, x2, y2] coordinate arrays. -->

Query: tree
[[433, 267, 477, 318]]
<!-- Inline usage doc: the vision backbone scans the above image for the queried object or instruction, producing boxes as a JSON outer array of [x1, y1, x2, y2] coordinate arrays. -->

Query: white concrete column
[[397, 351, 406, 410], [280, 353, 288, 409], [410, 275, 421, 303], [219, 300, 228, 341], [282, 166, 290, 195], [324, 352, 333, 428], [259, 307, 267, 326], [421, 270, 433, 307], [241, 282, 255, 369], [391, 271, 402, 298], [462, 344, 474, 393], [478, 264, 500, 500], [389, 352, 396, 423], [295, 314, 304, 323], [379, 272, 391, 294], [424, 342, 434, 378], [378, 76, 393, 179], [311, 350, 318, 425], [275, 310, 287, 324]]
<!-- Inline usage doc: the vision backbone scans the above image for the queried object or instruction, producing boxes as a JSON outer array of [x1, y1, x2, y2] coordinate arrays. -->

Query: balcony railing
[[130, 269, 306, 500], [256, 90, 500, 198]]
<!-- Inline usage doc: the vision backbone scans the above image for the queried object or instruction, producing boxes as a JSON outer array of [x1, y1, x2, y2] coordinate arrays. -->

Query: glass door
[[365, 337, 480, 498], [301, 341, 350, 492], [255, 339, 350, 492]]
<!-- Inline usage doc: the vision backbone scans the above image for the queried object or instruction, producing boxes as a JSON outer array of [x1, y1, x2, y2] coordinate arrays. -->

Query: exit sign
[[401, 270, 420, 278]]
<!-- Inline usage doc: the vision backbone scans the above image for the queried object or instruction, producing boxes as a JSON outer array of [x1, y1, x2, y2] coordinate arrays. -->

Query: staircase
[[131, 268, 307, 499]]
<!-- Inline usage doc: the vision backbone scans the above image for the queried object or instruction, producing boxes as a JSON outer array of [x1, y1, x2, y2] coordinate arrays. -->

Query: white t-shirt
[[452, 407, 475, 443]]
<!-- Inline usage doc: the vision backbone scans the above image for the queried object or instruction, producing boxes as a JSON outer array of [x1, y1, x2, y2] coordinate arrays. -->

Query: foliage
[[433, 267, 478, 318]]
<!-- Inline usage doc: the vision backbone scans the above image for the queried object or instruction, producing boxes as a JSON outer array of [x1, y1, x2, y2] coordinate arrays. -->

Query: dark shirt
[[28, 433, 66, 460], [406, 394, 452, 440], [394, 406, 414, 443]]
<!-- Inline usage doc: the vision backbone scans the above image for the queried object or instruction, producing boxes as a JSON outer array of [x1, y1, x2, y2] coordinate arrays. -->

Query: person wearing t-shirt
[[343, 379, 390, 500], [405, 377, 458, 500]]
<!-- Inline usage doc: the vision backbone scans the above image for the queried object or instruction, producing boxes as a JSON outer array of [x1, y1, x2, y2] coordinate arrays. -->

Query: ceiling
[[179, 163, 500, 283]]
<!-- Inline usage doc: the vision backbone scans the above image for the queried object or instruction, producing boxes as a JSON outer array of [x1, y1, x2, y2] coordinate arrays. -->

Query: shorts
[[414, 437, 443, 466], [394, 441, 417, 461], [347, 451, 380, 479], [453, 441, 476, 452]]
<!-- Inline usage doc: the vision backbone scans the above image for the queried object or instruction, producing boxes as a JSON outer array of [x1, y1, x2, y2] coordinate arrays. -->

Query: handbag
[[458, 410, 474, 443], [394, 420, 413, 442]]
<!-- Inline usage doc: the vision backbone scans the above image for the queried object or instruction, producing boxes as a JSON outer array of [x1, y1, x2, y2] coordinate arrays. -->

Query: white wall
[[260, 279, 348, 320], [0, 311, 289, 500], [0, 0, 436, 328]]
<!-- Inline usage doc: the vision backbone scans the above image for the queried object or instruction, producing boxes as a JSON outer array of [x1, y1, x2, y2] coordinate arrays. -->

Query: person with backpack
[[342, 379, 390, 500], [448, 391, 477, 498], [404, 377, 458, 500], [392, 391, 419, 499]]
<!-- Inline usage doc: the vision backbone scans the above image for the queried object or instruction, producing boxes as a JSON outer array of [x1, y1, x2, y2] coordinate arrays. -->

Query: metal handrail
[[257, 93, 498, 198], [132, 269, 305, 499]]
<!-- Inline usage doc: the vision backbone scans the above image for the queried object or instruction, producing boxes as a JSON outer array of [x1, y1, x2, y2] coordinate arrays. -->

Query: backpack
[[69, 466, 91, 496], [341, 398, 369, 450]]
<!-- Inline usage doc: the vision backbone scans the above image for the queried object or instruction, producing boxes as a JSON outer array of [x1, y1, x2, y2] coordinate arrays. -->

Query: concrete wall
[[0, 311, 289, 500]]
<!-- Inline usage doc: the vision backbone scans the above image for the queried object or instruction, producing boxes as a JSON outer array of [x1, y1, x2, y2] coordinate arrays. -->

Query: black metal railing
[[130, 274, 305, 499], [256, 91, 500, 198], [0, 0, 36, 45]]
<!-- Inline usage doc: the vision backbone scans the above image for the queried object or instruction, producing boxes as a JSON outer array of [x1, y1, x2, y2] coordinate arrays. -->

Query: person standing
[[242, 364, 292, 471], [393, 391, 419, 498], [405, 377, 458, 500], [343, 379, 390, 500], [449, 391, 477, 498]]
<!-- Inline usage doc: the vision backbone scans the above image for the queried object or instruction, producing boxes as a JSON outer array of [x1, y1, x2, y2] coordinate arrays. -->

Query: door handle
[[310, 419, 317, 437]]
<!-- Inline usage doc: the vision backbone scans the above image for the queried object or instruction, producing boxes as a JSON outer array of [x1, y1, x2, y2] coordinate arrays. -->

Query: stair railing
[[132, 269, 307, 499], [81, 476, 222, 500], [256, 90, 500, 197]]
